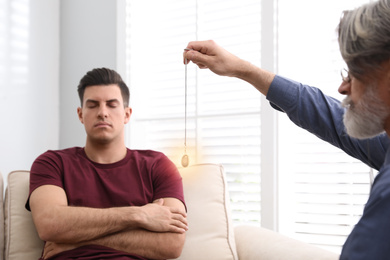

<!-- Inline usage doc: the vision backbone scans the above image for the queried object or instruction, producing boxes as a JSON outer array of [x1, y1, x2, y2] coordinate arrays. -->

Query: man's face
[[77, 84, 132, 145], [342, 81, 389, 139], [340, 66, 390, 139]]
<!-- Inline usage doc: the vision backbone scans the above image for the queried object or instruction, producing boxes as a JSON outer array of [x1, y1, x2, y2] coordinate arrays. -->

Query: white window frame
[[260, 0, 279, 231]]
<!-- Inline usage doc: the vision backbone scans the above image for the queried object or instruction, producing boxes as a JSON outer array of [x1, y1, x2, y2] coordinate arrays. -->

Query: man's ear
[[77, 107, 84, 124], [124, 107, 132, 124]]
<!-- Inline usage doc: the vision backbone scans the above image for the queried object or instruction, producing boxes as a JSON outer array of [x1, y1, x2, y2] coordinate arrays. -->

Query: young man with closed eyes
[[26, 68, 188, 260]]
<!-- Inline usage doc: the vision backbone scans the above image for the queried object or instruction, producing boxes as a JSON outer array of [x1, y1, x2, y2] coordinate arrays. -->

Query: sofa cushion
[[234, 225, 339, 260], [177, 164, 238, 260], [4, 171, 44, 260], [3, 164, 238, 260]]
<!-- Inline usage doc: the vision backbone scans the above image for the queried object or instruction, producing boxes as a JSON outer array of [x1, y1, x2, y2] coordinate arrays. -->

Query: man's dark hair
[[77, 68, 130, 107]]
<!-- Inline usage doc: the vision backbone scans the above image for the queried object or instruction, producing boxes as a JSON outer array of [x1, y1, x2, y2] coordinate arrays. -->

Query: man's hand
[[139, 198, 188, 233], [183, 40, 275, 96], [183, 40, 245, 78]]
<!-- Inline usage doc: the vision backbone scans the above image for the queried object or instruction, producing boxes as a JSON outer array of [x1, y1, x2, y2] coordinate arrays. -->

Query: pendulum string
[[181, 54, 190, 167], [184, 57, 188, 154]]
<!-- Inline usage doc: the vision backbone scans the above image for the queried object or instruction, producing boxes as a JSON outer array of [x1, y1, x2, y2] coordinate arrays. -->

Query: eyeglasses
[[341, 68, 351, 83]]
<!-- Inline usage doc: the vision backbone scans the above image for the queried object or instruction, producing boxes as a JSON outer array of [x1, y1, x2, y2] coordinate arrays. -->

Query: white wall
[[0, 0, 60, 180], [0, 0, 126, 182], [59, 0, 126, 148]]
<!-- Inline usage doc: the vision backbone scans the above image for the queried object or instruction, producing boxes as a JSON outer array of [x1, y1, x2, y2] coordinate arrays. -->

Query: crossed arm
[[29, 185, 188, 259]]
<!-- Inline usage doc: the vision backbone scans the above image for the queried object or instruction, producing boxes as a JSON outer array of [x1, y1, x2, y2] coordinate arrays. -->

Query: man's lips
[[94, 121, 112, 128]]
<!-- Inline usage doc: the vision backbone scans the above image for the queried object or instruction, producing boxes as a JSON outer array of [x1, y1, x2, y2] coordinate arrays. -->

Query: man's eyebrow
[[85, 99, 120, 104], [85, 99, 99, 104], [106, 99, 120, 103]]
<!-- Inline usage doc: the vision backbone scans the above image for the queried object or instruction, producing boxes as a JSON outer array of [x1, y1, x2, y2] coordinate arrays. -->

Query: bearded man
[[184, 0, 390, 259]]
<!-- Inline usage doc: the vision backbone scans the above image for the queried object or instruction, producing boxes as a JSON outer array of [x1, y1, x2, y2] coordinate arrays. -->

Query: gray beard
[[341, 84, 388, 139]]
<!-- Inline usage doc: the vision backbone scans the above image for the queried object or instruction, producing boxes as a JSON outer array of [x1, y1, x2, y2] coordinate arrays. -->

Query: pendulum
[[181, 50, 190, 167], [181, 52, 189, 167]]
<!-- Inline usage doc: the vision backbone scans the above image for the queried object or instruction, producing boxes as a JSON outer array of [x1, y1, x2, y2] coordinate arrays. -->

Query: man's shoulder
[[127, 149, 173, 166], [128, 148, 166, 158], [36, 147, 84, 161]]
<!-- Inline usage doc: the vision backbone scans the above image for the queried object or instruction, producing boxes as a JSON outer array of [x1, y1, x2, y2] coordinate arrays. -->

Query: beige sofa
[[1, 164, 339, 260]]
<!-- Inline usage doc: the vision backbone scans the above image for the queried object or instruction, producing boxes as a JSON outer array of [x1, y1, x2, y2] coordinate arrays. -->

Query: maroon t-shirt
[[26, 147, 185, 260]]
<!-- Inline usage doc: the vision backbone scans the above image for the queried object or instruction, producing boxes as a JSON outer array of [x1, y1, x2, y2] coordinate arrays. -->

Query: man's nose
[[98, 105, 109, 118], [338, 80, 351, 95]]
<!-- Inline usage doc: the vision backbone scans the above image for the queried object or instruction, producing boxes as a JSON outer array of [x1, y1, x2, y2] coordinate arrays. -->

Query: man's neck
[[84, 141, 127, 164]]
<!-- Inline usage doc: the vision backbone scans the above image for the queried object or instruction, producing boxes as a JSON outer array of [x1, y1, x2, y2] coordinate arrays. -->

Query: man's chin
[[344, 116, 385, 139], [346, 127, 385, 139], [90, 135, 112, 145]]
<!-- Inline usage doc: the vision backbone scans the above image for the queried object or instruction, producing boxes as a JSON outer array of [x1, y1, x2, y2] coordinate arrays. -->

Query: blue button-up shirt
[[267, 75, 390, 259]]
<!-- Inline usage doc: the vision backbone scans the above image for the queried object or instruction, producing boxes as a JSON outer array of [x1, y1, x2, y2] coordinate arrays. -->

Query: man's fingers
[[170, 207, 187, 218], [170, 219, 188, 233], [186, 40, 216, 54], [143, 199, 188, 233], [170, 211, 188, 231], [184, 47, 212, 69], [172, 212, 188, 225], [186, 50, 211, 68]]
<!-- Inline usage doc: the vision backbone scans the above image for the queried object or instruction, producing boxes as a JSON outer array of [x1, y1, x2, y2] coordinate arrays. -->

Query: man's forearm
[[91, 228, 186, 259], [31, 186, 188, 259], [88, 198, 187, 259], [35, 204, 143, 243], [235, 60, 275, 96], [44, 228, 186, 260], [32, 192, 187, 244]]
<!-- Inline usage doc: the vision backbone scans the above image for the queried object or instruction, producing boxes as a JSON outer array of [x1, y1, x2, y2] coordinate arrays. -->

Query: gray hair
[[338, 0, 390, 79]]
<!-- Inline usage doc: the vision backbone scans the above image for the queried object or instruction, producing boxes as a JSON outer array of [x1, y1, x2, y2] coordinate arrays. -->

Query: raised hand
[[184, 40, 275, 96], [184, 40, 245, 78]]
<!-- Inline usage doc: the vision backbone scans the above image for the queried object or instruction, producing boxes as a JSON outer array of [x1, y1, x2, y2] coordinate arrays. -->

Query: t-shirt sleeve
[[151, 153, 186, 208], [25, 151, 64, 211]]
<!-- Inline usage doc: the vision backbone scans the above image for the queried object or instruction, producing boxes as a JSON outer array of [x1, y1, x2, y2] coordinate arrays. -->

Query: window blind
[[0, 0, 29, 99], [0, 0, 30, 184], [126, 0, 262, 225], [0, 0, 5, 90]]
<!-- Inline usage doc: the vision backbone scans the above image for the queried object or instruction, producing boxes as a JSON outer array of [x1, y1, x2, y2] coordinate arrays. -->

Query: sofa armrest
[[234, 225, 339, 260]]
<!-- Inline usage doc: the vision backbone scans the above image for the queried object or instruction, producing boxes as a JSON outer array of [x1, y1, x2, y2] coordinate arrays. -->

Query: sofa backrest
[[4, 171, 43, 260], [2, 164, 238, 260], [177, 163, 238, 260]]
